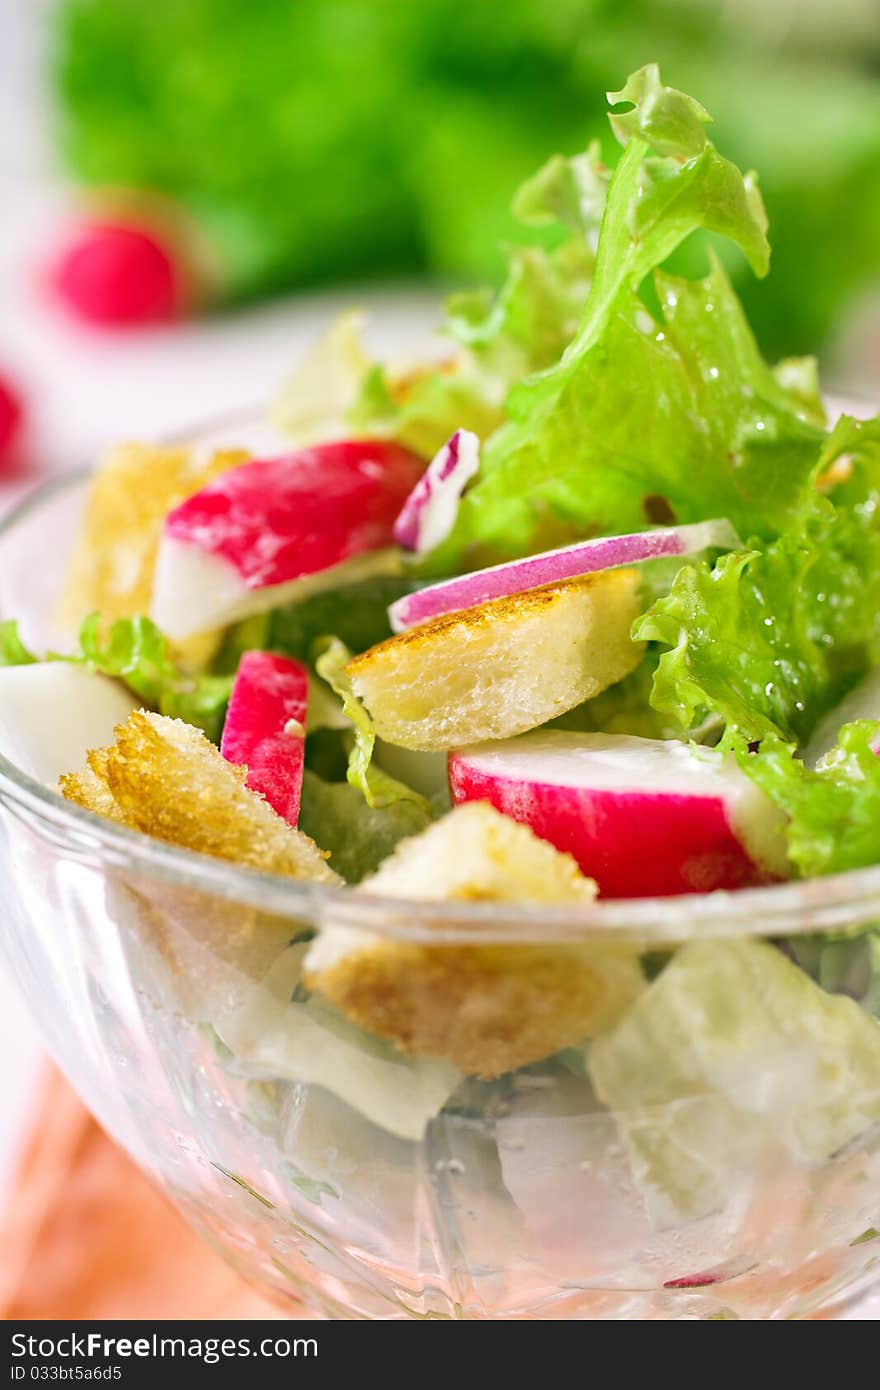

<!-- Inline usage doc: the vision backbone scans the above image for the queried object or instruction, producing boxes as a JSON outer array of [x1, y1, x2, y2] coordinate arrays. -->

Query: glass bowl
[[1, 427, 880, 1321]]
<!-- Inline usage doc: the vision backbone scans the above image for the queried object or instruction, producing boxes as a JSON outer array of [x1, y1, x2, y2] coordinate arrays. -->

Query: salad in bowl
[[1, 66, 880, 1320]]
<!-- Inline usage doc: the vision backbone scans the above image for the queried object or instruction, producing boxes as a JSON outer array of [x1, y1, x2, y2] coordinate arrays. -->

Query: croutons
[[60, 709, 337, 883], [59, 440, 248, 663], [346, 569, 644, 750], [305, 802, 643, 1077]]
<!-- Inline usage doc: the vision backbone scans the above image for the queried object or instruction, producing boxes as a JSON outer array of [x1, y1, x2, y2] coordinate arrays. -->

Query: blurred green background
[[53, 0, 880, 362]]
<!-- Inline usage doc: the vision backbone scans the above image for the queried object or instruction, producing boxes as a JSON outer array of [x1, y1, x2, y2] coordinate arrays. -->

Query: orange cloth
[[0, 1064, 285, 1320]]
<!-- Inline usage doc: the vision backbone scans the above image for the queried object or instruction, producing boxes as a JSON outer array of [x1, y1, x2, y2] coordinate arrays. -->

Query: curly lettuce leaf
[[445, 142, 604, 369], [314, 638, 430, 813], [346, 144, 605, 460], [0, 621, 38, 667], [425, 67, 816, 569], [561, 65, 768, 364], [271, 310, 372, 445], [298, 769, 433, 883], [348, 361, 497, 463], [638, 412, 880, 875], [0, 615, 232, 743], [636, 455, 880, 746], [735, 725, 880, 878], [433, 266, 824, 568], [76, 614, 233, 742], [216, 576, 414, 673]]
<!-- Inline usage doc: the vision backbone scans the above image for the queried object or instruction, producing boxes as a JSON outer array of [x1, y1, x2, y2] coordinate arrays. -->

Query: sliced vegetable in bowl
[[589, 939, 880, 1226], [220, 650, 309, 826], [347, 569, 644, 751], [3, 69, 880, 1289], [305, 802, 643, 1078], [449, 730, 789, 898], [389, 519, 740, 632], [392, 427, 480, 557], [151, 441, 425, 639]]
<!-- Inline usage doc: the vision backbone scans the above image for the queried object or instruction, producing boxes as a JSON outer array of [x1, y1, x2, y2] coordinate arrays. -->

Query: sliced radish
[[151, 441, 424, 639], [803, 669, 880, 767], [449, 730, 789, 898], [393, 428, 480, 554], [220, 651, 308, 826], [0, 663, 136, 787], [389, 518, 739, 632]]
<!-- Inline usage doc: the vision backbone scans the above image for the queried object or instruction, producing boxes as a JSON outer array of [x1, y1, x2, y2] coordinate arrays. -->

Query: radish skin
[[389, 518, 739, 632], [221, 651, 309, 826], [152, 441, 423, 637], [393, 428, 479, 554], [449, 730, 788, 898]]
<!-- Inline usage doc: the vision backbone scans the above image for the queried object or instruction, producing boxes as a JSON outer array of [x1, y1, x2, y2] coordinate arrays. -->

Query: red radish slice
[[389, 518, 739, 632], [449, 730, 788, 898], [393, 428, 480, 554], [803, 668, 880, 767], [151, 440, 423, 639], [221, 651, 309, 826]]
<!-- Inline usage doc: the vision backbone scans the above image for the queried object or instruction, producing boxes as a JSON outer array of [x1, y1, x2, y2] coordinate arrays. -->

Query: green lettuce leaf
[[424, 66, 824, 570], [589, 938, 880, 1225], [76, 615, 233, 742], [440, 260, 826, 569], [350, 361, 502, 464], [0, 621, 38, 667], [271, 310, 372, 445], [636, 411, 880, 875], [265, 576, 413, 664], [444, 143, 603, 372], [314, 638, 430, 813], [561, 64, 768, 360], [298, 770, 433, 883], [215, 577, 416, 680], [735, 725, 880, 878], [0, 615, 232, 743], [636, 462, 880, 746]]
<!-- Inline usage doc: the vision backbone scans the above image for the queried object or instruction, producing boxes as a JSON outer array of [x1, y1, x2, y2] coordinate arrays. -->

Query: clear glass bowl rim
[[2, 464, 880, 948]]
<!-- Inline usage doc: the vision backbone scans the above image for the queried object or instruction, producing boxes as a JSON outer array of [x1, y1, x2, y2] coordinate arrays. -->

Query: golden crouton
[[61, 753, 123, 823], [305, 803, 643, 1077], [60, 709, 337, 883], [59, 440, 248, 663], [61, 715, 335, 1022], [346, 568, 644, 750]]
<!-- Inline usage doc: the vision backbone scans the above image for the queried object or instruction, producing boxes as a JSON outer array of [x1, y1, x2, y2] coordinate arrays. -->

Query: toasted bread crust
[[305, 803, 641, 1076], [60, 710, 337, 882], [59, 441, 248, 647], [353, 579, 565, 654], [347, 569, 644, 750], [310, 939, 642, 1078]]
